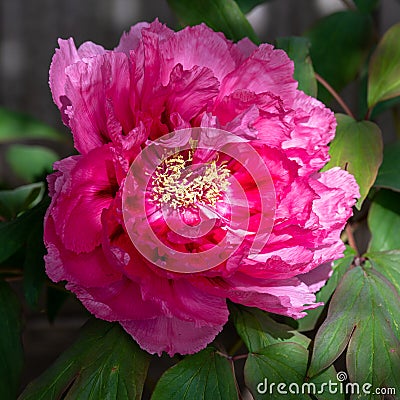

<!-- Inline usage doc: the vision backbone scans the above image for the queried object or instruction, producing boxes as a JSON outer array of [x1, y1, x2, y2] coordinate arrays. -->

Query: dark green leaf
[[367, 250, 400, 295], [368, 189, 400, 251], [19, 319, 151, 400], [308, 265, 400, 393], [354, 0, 380, 13], [276, 36, 317, 97], [167, 0, 259, 43], [0, 182, 44, 220], [151, 347, 238, 400], [245, 342, 310, 400], [308, 366, 345, 400], [374, 141, 400, 192], [235, 0, 269, 14], [23, 222, 47, 308], [0, 108, 64, 144], [368, 23, 400, 108], [46, 285, 70, 323], [0, 280, 23, 400], [323, 113, 383, 209], [305, 11, 373, 102], [5, 145, 58, 184], [0, 197, 49, 264], [230, 304, 310, 353], [298, 246, 356, 332]]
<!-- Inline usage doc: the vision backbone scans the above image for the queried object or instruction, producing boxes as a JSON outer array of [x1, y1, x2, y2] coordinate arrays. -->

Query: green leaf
[[235, 0, 269, 14], [230, 304, 310, 353], [0, 182, 44, 220], [308, 366, 345, 400], [308, 265, 400, 393], [19, 319, 151, 400], [0, 197, 49, 264], [5, 145, 58, 184], [305, 11, 373, 102], [0, 280, 23, 400], [23, 221, 47, 308], [367, 250, 400, 295], [354, 0, 380, 13], [0, 108, 64, 144], [298, 246, 356, 332], [374, 141, 400, 191], [368, 23, 400, 108], [368, 189, 400, 251], [167, 0, 259, 43], [244, 342, 310, 400], [276, 36, 317, 97], [323, 113, 383, 209], [151, 347, 238, 400]]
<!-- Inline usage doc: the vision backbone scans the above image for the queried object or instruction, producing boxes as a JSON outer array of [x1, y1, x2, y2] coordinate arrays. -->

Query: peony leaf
[[167, 0, 259, 43], [308, 366, 345, 400], [305, 11, 373, 103], [276, 36, 317, 97], [0, 182, 44, 220], [323, 113, 383, 209], [308, 265, 400, 393], [367, 250, 400, 296], [368, 23, 400, 108], [235, 0, 269, 14], [244, 342, 310, 400], [5, 145, 58, 184], [151, 347, 238, 400], [0, 280, 23, 400], [374, 141, 400, 192], [0, 197, 49, 264], [368, 189, 400, 252], [0, 108, 64, 144], [230, 304, 310, 352], [19, 319, 150, 400], [353, 0, 380, 13], [298, 246, 356, 332]]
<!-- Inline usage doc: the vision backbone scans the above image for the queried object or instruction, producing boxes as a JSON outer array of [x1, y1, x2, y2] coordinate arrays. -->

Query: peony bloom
[[45, 20, 359, 356]]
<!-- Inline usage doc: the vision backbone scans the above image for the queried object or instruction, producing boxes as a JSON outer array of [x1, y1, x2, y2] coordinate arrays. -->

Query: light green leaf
[[308, 265, 400, 394], [368, 23, 400, 108], [167, 0, 259, 43], [151, 347, 238, 400], [19, 319, 150, 400], [0, 108, 64, 144], [298, 246, 356, 332], [0, 182, 44, 220], [0, 280, 23, 400], [305, 11, 373, 102], [230, 304, 310, 353], [368, 189, 400, 252], [244, 342, 311, 400], [323, 113, 383, 209], [276, 36, 317, 97], [374, 141, 400, 192], [5, 145, 58, 184]]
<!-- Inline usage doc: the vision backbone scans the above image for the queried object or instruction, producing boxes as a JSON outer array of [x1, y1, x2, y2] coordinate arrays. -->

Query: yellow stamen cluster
[[151, 152, 230, 210]]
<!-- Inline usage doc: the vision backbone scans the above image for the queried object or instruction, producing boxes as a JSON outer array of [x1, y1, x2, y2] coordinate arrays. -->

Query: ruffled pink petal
[[217, 44, 297, 106], [50, 145, 119, 253], [49, 38, 80, 110], [77, 41, 105, 58], [121, 316, 225, 356]]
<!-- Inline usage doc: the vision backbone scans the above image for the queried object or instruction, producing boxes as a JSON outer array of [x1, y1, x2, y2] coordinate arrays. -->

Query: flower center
[[150, 152, 230, 210]]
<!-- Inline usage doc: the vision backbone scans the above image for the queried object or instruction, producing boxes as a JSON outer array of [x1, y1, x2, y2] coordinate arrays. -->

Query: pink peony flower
[[45, 20, 359, 356]]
